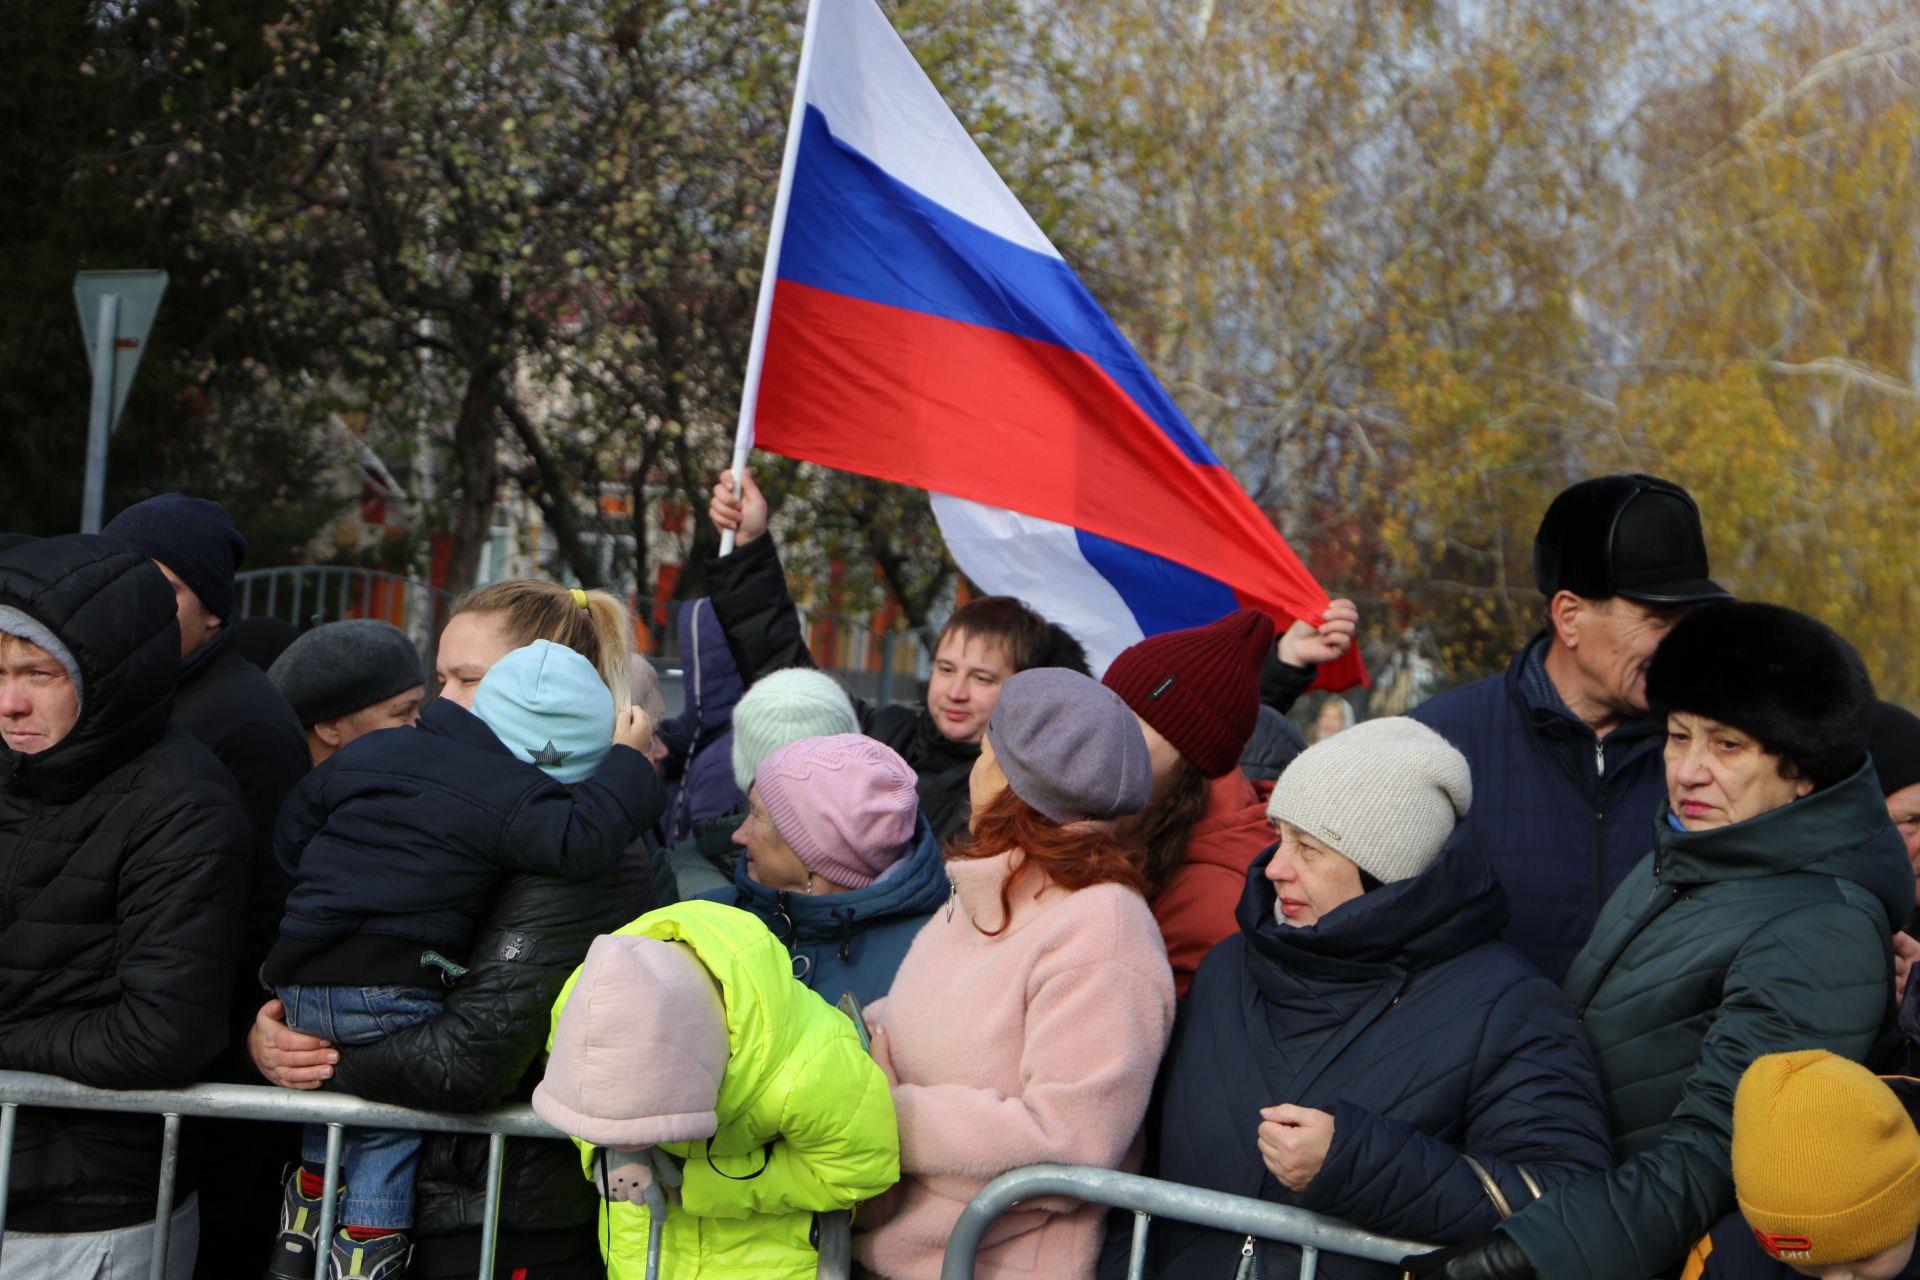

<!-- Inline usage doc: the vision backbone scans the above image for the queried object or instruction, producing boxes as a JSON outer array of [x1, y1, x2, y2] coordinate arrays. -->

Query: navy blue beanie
[[103, 494, 248, 622]]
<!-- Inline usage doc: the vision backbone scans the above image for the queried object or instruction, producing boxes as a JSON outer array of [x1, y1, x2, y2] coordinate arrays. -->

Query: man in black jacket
[[0, 534, 251, 1275], [102, 494, 314, 1276]]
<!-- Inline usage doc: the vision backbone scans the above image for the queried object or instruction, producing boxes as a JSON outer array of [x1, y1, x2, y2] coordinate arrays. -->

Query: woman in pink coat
[[859, 668, 1177, 1280]]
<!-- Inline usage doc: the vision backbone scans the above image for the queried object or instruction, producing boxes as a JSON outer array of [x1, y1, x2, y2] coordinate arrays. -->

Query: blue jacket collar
[[1235, 835, 1512, 980], [726, 814, 948, 937]]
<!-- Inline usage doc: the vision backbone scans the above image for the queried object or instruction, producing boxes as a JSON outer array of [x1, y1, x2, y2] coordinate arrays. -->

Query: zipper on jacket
[[1592, 735, 1608, 914], [1235, 1235, 1256, 1280]]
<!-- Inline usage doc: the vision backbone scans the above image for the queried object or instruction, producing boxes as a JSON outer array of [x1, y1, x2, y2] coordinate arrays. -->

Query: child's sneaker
[[328, 1228, 412, 1279], [265, 1166, 338, 1279]]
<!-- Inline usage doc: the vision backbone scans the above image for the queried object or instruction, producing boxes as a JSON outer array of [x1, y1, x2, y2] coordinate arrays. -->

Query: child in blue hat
[[261, 639, 663, 1280]]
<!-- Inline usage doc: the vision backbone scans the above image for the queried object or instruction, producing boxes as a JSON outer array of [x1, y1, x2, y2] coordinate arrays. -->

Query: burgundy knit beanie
[[1102, 609, 1276, 778]]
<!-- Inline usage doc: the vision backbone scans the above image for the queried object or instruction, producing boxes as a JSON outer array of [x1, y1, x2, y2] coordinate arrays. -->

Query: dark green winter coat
[[1502, 762, 1912, 1280]]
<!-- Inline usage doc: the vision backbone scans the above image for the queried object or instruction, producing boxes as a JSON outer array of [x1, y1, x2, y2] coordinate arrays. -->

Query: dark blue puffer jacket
[[697, 815, 946, 1004], [1155, 838, 1612, 1279], [659, 598, 746, 846], [1409, 634, 1666, 981], [272, 698, 664, 959]]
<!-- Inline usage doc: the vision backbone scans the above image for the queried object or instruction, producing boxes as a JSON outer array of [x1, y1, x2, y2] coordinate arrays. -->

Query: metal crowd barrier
[[938, 1164, 1437, 1280], [0, 1071, 853, 1280]]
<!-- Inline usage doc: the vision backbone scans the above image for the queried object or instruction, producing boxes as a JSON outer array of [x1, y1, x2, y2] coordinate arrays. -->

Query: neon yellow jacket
[[547, 900, 899, 1279]]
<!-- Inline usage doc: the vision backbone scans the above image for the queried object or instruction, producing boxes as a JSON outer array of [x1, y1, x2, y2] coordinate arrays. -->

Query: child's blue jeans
[[276, 982, 444, 1230]]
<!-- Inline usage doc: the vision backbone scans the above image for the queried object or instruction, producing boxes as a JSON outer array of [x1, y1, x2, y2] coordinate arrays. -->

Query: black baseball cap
[[1532, 474, 1730, 604]]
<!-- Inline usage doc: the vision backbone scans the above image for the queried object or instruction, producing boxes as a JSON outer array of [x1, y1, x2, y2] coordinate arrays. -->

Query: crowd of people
[[2, 468, 1919, 1280]]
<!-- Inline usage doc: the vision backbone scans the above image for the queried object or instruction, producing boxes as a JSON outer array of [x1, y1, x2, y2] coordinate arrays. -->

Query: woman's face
[[1264, 821, 1366, 927], [1135, 716, 1186, 793], [732, 786, 813, 892], [434, 611, 517, 708], [968, 733, 1010, 821], [1314, 702, 1348, 741], [1664, 711, 1813, 831]]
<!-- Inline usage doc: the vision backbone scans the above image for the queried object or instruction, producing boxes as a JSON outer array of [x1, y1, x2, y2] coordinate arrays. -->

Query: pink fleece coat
[[857, 848, 1175, 1280]]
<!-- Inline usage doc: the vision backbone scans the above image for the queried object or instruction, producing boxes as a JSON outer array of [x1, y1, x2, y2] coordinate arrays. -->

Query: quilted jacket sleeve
[[705, 533, 816, 684], [329, 849, 656, 1111], [1501, 904, 1890, 1280], [0, 785, 250, 1089], [1260, 651, 1317, 715], [677, 1030, 900, 1218], [1296, 975, 1612, 1242], [497, 745, 666, 879]]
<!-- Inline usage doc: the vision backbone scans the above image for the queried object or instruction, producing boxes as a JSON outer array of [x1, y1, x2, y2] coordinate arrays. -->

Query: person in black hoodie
[[0, 534, 251, 1277]]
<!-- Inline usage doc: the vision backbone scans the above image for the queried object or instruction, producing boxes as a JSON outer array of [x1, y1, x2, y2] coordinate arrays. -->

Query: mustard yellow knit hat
[[1733, 1050, 1920, 1266]]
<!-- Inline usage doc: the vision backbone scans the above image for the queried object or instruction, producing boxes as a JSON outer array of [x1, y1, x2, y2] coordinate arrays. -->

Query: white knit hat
[[730, 668, 859, 792], [1267, 717, 1471, 884]]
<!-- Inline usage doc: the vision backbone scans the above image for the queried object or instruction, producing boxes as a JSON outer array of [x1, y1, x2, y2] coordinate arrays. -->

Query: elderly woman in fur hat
[[1411, 602, 1916, 1280]]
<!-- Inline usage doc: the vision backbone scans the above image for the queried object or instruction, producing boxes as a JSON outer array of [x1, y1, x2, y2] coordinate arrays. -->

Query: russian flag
[[733, 0, 1363, 686]]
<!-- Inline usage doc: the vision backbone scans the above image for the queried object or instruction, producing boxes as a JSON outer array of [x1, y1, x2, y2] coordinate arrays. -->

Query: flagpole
[[719, 0, 823, 557]]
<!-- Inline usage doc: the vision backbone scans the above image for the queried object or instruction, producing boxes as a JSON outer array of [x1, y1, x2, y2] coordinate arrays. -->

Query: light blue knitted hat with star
[[471, 639, 614, 784]]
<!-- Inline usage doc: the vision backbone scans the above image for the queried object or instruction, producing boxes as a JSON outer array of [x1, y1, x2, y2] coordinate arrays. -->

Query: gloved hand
[[1401, 1234, 1536, 1279], [594, 1149, 655, 1204]]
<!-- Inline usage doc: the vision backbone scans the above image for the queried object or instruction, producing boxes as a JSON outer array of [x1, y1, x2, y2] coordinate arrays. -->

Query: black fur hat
[[1645, 601, 1874, 789]]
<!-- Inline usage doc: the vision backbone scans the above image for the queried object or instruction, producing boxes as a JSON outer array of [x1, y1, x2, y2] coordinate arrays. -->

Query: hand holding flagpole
[[719, 0, 823, 556]]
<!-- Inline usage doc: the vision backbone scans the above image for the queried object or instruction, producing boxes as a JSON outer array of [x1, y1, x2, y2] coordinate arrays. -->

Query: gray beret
[[987, 668, 1151, 824], [267, 619, 424, 727]]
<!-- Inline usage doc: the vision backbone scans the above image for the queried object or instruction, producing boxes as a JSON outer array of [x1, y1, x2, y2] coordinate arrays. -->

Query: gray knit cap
[[987, 668, 1151, 824], [1267, 717, 1471, 884], [267, 619, 424, 727], [731, 668, 860, 792]]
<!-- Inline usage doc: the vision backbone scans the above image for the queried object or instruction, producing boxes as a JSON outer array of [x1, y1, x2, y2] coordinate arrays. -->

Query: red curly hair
[[945, 785, 1148, 936]]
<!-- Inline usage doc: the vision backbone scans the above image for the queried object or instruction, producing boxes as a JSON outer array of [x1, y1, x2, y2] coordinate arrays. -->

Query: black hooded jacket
[[0, 535, 251, 1231]]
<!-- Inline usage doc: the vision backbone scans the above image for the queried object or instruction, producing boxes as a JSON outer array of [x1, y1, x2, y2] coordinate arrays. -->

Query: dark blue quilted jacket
[[1155, 838, 1612, 1279], [1410, 635, 1666, 982], [698, 815, 947, 1004], [275, 698, 664, 956]]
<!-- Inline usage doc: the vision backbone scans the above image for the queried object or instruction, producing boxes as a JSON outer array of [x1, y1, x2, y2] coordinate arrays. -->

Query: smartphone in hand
[[836, 992, 872, 1054]]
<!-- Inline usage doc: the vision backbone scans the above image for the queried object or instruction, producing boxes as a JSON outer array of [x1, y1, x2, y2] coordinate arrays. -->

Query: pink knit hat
[[754, 734, 919, 889], [532, 934, 729, 1148]]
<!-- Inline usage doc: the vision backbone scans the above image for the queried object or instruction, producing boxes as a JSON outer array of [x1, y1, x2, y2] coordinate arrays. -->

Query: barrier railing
[[236, 566, 453, 647], [938, 1164, 1437, 1280], [0, 1071, 852, 1280]]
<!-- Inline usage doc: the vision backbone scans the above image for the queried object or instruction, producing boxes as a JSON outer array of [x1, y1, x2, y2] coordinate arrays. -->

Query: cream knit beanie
[[1267, 717, 1471, 883], [730, 668, 860, 792]]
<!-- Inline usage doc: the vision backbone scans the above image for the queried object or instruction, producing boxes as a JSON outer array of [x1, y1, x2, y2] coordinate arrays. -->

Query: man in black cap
[[1410, 474, 1730, 981], [267, 619, 426, 767], [102, 494, 312, 1278]]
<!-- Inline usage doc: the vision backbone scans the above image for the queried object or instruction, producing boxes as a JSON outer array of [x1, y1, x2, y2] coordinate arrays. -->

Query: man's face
[[926, 630, 1014, 744], [1565, 594, 1688, 718], [1886, 781, 1920, 904], [0, 638, 82, 754], [154, 561, 220, 661]]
